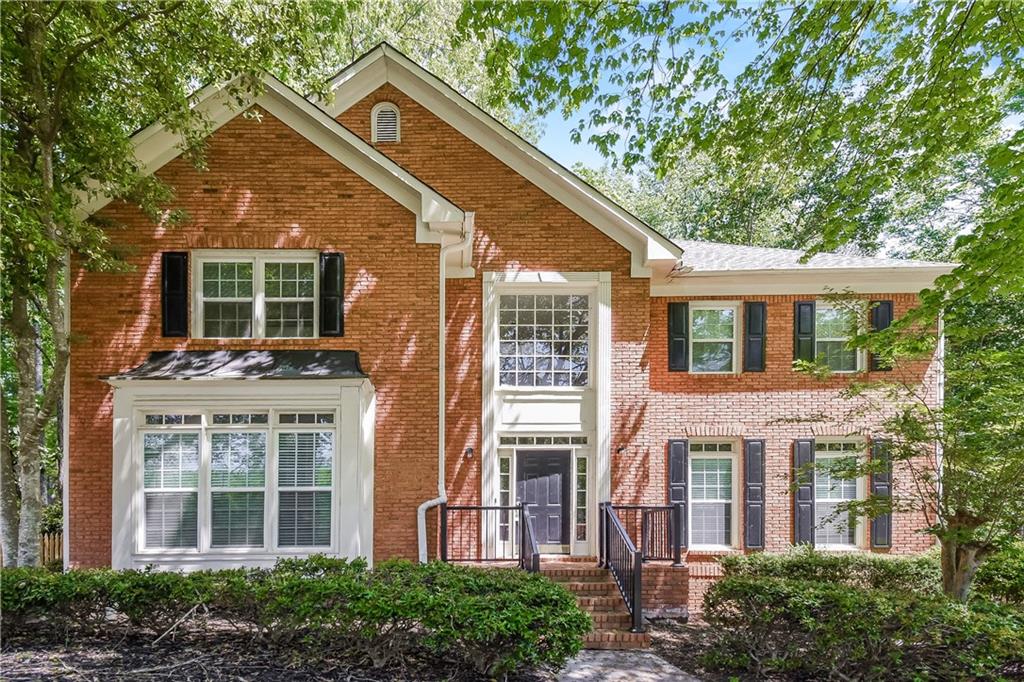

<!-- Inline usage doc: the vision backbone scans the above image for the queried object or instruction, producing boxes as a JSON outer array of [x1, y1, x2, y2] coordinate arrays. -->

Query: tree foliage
[[461, 1, 1024, 305]]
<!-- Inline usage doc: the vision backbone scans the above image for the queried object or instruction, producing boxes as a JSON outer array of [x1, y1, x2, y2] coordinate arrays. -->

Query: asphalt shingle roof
[[106, 350, 367, 380], [673, 239, 955, 272]]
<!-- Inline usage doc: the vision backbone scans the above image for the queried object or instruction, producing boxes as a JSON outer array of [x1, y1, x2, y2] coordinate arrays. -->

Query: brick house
[[67, 45, 950, 636]]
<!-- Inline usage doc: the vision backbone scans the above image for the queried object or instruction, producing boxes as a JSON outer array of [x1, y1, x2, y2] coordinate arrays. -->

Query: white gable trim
[[325, 45, 682, 278], [76, 74, 471, 271]]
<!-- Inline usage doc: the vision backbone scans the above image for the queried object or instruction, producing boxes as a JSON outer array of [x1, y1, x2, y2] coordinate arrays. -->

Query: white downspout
[[417, 213, 474, 563]]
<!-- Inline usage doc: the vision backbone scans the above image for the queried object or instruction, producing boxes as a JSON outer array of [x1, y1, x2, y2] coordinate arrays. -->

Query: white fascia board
[[325, 47, 682, 278], [75, 74, 466, 248], [650, 265, 956, 297]]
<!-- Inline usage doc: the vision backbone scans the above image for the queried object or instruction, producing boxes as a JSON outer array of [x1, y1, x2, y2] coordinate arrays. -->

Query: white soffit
[[324, 45, 682, 278], [75, 74, 466, 247]]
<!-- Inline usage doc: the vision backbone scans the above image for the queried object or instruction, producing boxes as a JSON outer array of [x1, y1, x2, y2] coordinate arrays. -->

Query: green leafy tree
[[461, 0, 1024, 307], [0, 0, 532, 567]]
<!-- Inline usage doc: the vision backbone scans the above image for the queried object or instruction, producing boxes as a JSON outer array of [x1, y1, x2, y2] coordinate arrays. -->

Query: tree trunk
[[10, 294, 43, 566], [0, 400, 20, 566], [940, 537, 982, 602]]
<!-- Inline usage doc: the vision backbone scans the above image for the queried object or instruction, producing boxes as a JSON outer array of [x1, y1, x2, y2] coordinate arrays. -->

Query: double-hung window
[[814, 304, 862, 372], [139, 409, 337, 555], [689, 442, 738, 548], [690, 305, 739, 373], [195, 251, 318, 339], [498, 293, 590, 387], [814, 441, 862, 548]]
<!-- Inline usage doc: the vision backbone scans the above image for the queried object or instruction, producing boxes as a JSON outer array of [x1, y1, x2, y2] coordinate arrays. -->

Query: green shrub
[[718, 544, 942, 595], [0, 557, 589, 678], [703, 575, 1024, 680], [975, 541, 1024, 605]]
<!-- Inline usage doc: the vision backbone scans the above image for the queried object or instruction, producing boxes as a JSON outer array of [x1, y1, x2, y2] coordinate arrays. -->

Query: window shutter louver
[[871, 439, 893, 548], [668, 439, 689, 548], [869, 300, 894, 371], [744, 439, 766, 549], [374, 106, 399, 142], [668, 302, 689, 371], [161, 252, 189, 337], [319, 252, 344, 337], [793, 438, 815, 545], [793, 301, 816, 362], [744, 302, 767, 371]]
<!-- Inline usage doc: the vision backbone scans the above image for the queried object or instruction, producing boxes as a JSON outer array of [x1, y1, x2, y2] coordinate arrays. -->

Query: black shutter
[[869, 300, 894, 371], [668, 302, 689, 371], [668, 439, 688, 548], [793, 301, 816, 362], [744, 439, 766, 549], [744, 302, 767, 372], [871, 439, 893, 548], [793, 438, 815, 545], [161, 252, 188, 337], [319, 252, 345, 337]]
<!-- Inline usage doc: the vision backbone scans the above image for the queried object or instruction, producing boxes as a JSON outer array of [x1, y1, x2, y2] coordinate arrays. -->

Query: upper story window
[[814, 441, 862, 548], [498, 293, 590, 387], [371, 102, 400, 143], [690, 304, 739, 373], [814, 304, 861, 372], [194, 251, 318, 339]]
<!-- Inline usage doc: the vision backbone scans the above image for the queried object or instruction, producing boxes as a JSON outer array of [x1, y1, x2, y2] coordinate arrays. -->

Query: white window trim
[[110, 379, 375, 569], [689, 302, 741, 374], [814, 440, 867, 551], [192, 249, 319, 340], [814, 301, 868, 373], [481, 271, 612, 560], [495, 288, 594, 391], [688, 442, 741, 551], [370, 101, 401, 143], [134, 408, 340, 557]]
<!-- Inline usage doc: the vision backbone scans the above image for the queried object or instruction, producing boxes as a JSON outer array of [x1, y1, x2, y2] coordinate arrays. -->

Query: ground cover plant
[[0, 556, 590, 680]]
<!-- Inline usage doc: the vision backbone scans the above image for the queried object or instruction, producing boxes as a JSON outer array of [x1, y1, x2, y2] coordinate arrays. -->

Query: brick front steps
[[541, 561, 651, 651]]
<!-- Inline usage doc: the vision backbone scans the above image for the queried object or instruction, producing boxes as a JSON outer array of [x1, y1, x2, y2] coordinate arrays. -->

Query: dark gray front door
[[517, 450, 571, 547]]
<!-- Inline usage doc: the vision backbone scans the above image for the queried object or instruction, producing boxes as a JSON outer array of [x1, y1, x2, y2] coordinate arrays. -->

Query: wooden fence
[[41, 531, 63, 566]]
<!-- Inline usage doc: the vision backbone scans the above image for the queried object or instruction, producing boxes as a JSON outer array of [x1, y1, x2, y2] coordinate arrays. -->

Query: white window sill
[[815, 544, 862, 552], [496, 385, 590, 394], [687, 545, 740, 554]]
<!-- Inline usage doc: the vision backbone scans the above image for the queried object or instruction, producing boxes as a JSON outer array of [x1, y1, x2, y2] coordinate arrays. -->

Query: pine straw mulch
[[0, 626, 558, 682], [647, 617, 753, 682]]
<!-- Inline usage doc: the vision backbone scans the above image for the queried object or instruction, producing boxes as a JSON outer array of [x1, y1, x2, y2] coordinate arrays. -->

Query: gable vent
[[372, 103, 400, 143]]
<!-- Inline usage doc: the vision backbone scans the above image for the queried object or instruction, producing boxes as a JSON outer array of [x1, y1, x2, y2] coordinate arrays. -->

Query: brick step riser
[[587, 613, 632, 627], [562, 582, 618, 595]]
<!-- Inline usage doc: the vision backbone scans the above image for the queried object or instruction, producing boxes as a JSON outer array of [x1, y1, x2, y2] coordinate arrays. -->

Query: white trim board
[[325, 44, 682, 278], [652, 266, 955, 296]]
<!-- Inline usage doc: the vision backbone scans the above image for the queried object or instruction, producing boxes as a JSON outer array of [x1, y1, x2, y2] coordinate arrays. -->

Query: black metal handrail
[[614, 503, 685, 565], [598, 502, 644, 632], [440, 503, 523, 563], [521, 509, 541, 573]]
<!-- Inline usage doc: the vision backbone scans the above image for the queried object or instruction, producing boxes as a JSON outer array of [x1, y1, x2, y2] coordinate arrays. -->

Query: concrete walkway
[[558, 650, 701, 681]]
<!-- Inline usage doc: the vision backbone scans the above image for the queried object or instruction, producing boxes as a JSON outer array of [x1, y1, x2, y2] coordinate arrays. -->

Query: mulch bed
[[647, 618, 751, 682], [1, 628, 557, 681]]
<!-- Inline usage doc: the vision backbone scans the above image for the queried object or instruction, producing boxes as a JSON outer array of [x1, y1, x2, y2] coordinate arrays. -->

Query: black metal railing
[[598, 502, 644, 632], [613, 503, 685, 565], [440, 503, 541, 573]]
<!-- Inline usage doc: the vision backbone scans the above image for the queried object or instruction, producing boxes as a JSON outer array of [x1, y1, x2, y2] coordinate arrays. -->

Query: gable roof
[[77, 73, 470, 253], [324, 43, 683, 278]]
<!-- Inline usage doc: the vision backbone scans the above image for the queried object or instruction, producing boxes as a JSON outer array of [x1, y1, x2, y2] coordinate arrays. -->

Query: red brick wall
[[69, 108, 439, 566], [643, 293, 939, 554]]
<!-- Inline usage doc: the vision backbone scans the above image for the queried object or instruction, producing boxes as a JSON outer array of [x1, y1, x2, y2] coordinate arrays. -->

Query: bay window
[[138, 409, 338, 554]]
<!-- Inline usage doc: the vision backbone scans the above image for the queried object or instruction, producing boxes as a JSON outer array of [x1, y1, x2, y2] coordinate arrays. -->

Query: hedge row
[[975, 542, 1024, 605], [1, 556, 591, 677], [718, 544, 942, 595]]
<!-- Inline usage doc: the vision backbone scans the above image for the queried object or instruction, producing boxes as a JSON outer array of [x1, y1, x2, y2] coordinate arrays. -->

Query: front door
[[517, 450, 571, 552]]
